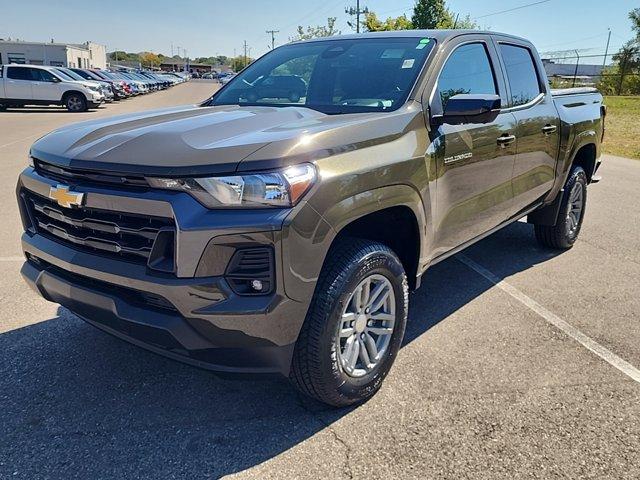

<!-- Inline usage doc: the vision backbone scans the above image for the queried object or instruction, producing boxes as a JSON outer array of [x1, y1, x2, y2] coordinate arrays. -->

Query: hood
[[30, 103, 421, 176]]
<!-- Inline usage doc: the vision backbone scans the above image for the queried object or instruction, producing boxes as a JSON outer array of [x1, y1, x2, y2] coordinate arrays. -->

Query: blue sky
[[0, 0, 636, 59]]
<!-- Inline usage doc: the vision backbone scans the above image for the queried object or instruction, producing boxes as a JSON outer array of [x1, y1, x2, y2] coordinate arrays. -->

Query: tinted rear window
[[499, 44, 542, 106], [7, 67, 32, 80]]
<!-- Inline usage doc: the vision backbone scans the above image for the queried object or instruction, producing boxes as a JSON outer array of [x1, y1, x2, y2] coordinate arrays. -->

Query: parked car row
[[0, 64, 189, 112]]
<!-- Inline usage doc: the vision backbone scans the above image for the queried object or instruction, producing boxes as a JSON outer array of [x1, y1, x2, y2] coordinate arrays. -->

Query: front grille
[[22, 190, 174, 265], [34, 159, 149, 188]]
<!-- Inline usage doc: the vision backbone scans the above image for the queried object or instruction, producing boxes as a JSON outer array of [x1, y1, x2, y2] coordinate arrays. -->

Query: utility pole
[[243, 40, 248, 69], [266, 30, 279, 50], [345, 0, 368, 33], [602, 28, 611, 69]]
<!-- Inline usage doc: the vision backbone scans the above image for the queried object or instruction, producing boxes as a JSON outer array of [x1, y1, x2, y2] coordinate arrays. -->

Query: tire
[[535, 165, 588, 249], [65, 93, 87, 112], [290, 238, 409, 407]]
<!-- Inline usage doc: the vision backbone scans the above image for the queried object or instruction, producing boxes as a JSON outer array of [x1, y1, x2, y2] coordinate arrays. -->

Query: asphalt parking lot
[[1, 81, 639, 479]]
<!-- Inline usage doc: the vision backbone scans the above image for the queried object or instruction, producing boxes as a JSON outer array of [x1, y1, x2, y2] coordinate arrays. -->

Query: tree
[[597, 8, 640, 95], [411, 0, 450, 29], [290, 17, 340, 41], [364, 12, 413, 32], [139, 52, 161, 68], [630, 8, 640, 38], [411, 0, 478, 30], [231, 55, 254, 72]]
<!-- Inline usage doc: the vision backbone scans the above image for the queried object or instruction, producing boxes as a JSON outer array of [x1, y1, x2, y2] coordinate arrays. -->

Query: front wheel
[[290, 239, 408, 407], [65, 93, 87, 112], [535, 165, 588, 249]]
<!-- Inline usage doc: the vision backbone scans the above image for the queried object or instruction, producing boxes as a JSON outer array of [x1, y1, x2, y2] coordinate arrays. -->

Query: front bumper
[[17, 167, 311, 375]]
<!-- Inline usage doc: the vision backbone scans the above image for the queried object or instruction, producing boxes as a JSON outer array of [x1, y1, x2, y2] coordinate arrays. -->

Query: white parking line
[[457, 254, 640, 384], [0, 134, 39, 149]]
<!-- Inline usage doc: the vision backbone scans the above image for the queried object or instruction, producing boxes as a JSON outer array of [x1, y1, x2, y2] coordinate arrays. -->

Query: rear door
[[4, 66, 34, 99], [427, 38, 517, 256], [494, 39, 560, 213]]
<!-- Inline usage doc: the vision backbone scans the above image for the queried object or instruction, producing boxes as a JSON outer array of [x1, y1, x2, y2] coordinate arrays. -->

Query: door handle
[[497, 134, 516, 147], [542, 124, 557, 135]]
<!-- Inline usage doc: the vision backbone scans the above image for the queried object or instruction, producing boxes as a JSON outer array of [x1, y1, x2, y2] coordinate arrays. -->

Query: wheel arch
[[282, 184, 427, 304]]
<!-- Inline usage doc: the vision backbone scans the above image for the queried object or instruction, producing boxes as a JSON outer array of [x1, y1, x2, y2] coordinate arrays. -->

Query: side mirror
[[51, 76, 61, 83], [442, 94, 501, 124]]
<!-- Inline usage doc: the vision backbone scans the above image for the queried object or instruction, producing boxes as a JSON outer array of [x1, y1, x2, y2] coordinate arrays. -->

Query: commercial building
[[0, 40, 107, 69]]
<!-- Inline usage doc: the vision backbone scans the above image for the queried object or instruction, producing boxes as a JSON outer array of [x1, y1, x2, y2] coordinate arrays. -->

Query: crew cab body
[[0, 64, 105, 111], [16, 31, 604, 405]]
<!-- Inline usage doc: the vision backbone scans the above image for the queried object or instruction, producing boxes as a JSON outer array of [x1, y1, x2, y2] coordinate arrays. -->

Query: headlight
[[88, 85, 100, 92], [147, 164, 316, 209]]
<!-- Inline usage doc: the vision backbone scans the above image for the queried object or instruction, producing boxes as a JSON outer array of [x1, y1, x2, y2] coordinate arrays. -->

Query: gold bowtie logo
[[49, 185, 84, 208]]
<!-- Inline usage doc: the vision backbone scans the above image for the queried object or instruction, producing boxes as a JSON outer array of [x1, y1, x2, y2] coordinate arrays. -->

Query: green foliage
[[193, 56, 229, 66], [597, 9, 640, 96], [108, 51, 140, 62], [411, 0, 450, 29], [290, 17, 340, 41], [362, 0, 477, 32], [231, 56, 254, 72], [139, 52, 161, 68], [363, 12, 412, 32], [411, 0, 477, 30]]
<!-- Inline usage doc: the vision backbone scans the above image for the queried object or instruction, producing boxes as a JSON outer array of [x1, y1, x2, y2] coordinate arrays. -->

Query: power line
[[473, 0, 552, 20]]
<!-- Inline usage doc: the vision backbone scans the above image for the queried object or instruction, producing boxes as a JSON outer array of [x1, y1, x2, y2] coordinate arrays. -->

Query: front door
[[31, 69, 63, 101], [429, 41, 517, 257], [4, 66, 34, 100]]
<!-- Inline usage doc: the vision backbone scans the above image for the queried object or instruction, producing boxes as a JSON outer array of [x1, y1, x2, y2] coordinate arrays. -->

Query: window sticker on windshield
[[401, 59, 415, 69], [381, 49, 405, 59], [416, 38, 431, 49]]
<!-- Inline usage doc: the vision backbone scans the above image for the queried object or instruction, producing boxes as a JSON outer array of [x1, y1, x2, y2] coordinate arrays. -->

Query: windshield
[[57, 68, 85, 81], [210, 37, 434, 114], [53, 69, 77, 81]]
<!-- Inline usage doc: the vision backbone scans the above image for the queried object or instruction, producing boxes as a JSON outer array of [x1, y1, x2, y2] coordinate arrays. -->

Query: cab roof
[[291, 29, 531, 46]]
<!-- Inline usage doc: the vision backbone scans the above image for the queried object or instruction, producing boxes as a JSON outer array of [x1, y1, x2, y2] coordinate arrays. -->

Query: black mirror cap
[[444, 94, 500, 116]]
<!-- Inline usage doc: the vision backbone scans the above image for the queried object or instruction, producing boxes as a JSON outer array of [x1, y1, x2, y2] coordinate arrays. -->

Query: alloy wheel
[[566, 182, 584, 236], [337, 274, 396, 378]]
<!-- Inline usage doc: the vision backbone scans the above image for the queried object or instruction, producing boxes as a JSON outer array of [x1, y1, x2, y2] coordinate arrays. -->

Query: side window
[[499, 44, 542, 106], [32, 69, 57, 82], [438, 43, 496, 108], [7, 67, 31, 80]]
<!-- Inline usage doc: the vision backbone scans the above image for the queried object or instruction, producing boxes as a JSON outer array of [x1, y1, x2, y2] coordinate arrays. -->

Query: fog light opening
[[251, 279, 263, 291]]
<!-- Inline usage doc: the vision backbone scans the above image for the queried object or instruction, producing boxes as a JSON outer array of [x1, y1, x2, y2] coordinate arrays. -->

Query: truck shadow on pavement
[[0, 222, 562, 479]]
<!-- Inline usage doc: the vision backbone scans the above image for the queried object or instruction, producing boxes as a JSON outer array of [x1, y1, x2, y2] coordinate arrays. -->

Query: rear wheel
[[290, 239, 408, 407], [65, 93, 87, 112], [535, 165, 587, 249]]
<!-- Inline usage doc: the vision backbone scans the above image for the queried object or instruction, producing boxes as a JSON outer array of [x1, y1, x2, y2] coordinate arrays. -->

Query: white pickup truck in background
[[0, 64, 104, 112]]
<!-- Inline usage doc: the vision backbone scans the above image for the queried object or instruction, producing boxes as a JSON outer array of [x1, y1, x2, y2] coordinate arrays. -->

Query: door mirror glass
[[442, 94, 500, 123]]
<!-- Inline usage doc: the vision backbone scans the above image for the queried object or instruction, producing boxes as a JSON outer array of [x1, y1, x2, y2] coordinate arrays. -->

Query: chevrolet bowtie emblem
[[49, 185, 84, 208]]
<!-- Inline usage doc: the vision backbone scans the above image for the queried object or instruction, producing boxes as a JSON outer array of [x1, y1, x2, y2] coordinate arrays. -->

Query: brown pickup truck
[[18, 30, 605, 407]]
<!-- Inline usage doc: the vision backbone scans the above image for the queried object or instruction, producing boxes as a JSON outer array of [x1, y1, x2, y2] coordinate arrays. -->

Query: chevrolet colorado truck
[[0, 64, 105, 112], [17, 31, 605, 407]]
